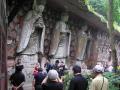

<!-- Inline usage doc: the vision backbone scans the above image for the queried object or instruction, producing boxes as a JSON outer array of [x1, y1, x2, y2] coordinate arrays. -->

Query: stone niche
[[43, 7, 79, 58], [43, 5, 100, 69], [7, 0, 120, 75], [7, 4, 97, 70]]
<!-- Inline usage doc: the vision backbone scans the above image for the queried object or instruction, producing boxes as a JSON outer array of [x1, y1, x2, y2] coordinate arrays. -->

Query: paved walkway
[[23, 82, 32, 90]]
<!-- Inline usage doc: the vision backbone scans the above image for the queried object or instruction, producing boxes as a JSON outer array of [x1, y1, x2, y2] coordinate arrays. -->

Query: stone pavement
[[23, 82, 32, 90]]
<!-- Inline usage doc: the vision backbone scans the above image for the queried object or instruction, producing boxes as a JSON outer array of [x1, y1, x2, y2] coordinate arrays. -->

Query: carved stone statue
[[49, 12, 71, 63], [76, 25, 88, 61], [16, 0, 46, 80]]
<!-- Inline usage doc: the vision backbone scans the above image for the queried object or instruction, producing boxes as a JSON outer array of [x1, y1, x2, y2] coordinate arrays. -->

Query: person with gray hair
[[42, 69, 63, 90], [89, 65, 109, 90]]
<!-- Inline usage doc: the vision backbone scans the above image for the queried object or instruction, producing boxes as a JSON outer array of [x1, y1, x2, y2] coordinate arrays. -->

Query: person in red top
[[33, 63, 40, 76]]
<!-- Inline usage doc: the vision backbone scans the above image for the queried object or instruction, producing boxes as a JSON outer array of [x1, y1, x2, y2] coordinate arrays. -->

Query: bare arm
[[17, 82, 25, 89], [32, 79, 35, 90], [42, 76, 62, 84], [42, 76, 48, 84], [57, 77, 62, 83]]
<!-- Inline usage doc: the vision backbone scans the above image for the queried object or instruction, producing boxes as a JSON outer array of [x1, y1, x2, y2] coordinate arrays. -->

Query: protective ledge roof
[[48, 0, 120, 36]]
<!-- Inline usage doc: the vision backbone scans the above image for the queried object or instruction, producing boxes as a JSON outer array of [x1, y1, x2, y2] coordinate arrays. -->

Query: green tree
[[86, 0, 120, 72], [87, 0, 120, 25], [112, 0, 120, 25], [107, 0, 118, 73], [88, 0, 107, 18]]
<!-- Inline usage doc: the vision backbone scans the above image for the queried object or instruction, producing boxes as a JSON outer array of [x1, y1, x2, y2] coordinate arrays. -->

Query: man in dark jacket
[[68, 65, 88, 90], [10, 65, 25, 90], [44, 60, 53, 73]]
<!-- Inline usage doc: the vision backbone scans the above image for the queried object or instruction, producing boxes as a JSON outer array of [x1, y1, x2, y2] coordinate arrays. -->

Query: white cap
[[93, 65, 104, 73], [48, 70, 59, 80]]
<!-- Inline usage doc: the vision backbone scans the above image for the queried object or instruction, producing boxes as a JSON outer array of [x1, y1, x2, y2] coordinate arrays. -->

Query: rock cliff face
[[96, 32, 110, 62], [7, 0, 120, 73]]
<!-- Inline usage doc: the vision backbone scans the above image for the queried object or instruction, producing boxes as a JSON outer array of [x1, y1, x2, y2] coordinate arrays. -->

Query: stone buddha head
[[33, 0, 46, 13], [81, 25, 88, 31], [80, 25, 88, 36], [61, 12, 69, 22]]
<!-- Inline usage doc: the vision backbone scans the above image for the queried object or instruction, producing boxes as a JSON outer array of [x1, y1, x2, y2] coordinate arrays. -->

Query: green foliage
[[63, 72, 120, 90], [63, 73, 73, 90], [113, 0, 120, 25], [103, 72, 120, 90], [85, 0, 120, 30], [88, 0, 107, 18]]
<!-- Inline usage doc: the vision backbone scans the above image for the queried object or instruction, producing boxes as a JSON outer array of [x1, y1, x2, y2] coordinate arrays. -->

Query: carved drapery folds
[[8, 1, 120, 70], [15, 0, 46, 81], [76, 25, 88, 61], [43, 8, 60, 56], [49, 11, 71, 61], [17, 0, 46, 55]]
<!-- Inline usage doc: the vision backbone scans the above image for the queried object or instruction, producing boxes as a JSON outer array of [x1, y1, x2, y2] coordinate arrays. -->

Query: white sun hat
[[93, 65, 104, 73]]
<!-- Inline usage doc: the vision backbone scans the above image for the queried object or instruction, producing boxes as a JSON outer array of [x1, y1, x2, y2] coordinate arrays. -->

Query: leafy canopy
[[85, 0, 120, 31]]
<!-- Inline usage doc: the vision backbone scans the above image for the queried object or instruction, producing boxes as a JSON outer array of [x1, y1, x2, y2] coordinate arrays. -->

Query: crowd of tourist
[[9, 59, 110, 90]]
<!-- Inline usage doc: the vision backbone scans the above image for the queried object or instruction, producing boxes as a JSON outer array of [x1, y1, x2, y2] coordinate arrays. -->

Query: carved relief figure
[[16, 0, 46, 80], [76, 25, 88, 61], [49, 11, 71, 63]]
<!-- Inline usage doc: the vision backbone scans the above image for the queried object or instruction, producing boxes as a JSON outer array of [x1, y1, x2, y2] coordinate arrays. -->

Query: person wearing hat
[[89, 65, 109, 90], [68, 65, 88, 90], [42, 69, 63, 90]]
